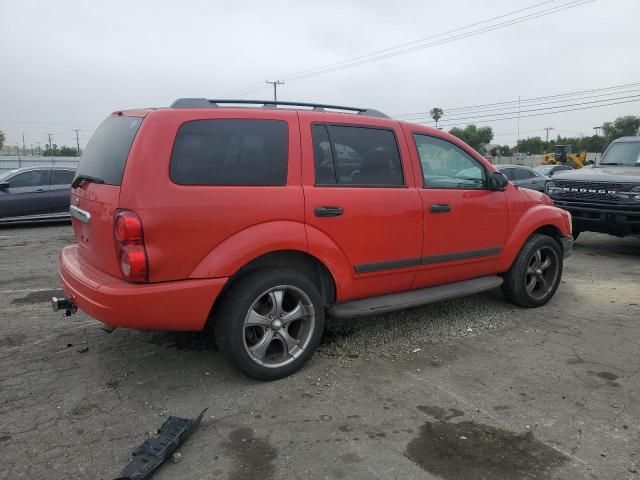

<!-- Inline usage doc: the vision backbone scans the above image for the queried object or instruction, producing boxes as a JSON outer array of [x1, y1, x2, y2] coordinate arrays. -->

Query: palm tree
[[430, 108, 444, 128], [0, 130, 5, 150]]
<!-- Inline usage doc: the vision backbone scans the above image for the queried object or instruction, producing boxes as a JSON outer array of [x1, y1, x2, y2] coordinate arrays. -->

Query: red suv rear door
[[405, 128, 508, 288], [300, 112, 423, 301]]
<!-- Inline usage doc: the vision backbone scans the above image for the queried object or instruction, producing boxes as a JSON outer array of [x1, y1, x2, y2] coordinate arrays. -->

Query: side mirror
[[0, 181, 9, 190], [489, 171, 508, 191]]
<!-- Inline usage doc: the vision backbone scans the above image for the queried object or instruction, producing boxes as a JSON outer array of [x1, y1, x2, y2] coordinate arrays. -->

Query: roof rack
[[170, 98, 389, 119]]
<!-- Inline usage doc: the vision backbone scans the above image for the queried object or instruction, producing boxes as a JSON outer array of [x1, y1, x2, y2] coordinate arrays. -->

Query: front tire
[[214, 269, 325, 381], [502, 234, 563, 308]]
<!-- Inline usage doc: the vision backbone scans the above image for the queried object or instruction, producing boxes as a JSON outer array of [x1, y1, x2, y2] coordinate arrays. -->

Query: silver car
[[495, 164, 550, 192]]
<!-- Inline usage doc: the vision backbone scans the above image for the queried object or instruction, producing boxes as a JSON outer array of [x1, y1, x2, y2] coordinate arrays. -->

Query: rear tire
[[214, 269, 325, 381], [502, 234, 563, 308]]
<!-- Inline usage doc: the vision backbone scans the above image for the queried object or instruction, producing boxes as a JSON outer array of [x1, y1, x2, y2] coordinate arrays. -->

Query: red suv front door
[[407, 131, 508, 288], [299, 113, 423, 301]]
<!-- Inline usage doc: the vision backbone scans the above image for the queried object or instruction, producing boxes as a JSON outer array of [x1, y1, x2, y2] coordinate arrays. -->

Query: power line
[[432, 97, 640, 128], [396, 81, 640, 118], [224, 0, 593, 97], [413, 93, 640, 124], [399, 87, 640, 121], [280, 1, 592, 82], [276, 0, 558, 82], [280, 1, 594, 83]]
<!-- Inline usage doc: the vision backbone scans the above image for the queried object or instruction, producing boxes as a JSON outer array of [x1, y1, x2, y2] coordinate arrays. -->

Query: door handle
[[429, 204, 451, 213], [315, 206, 344, 217]]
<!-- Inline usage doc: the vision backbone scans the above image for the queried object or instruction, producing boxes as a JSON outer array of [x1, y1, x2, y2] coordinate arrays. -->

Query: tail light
[[114, 210, 148, 283]]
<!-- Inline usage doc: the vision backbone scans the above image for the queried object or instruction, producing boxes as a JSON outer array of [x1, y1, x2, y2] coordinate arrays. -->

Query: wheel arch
[[497, 205, 569, 272], [207, 249, 337, 328]]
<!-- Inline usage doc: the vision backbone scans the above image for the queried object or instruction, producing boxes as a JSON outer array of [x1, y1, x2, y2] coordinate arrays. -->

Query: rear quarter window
[[170, 119, 288, 186], [52, 169, 75, 185], [74, 116, 142, 186]]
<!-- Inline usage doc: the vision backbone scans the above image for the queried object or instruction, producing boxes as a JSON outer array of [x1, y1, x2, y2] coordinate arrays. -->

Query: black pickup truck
[[546, 136, 640, 239]]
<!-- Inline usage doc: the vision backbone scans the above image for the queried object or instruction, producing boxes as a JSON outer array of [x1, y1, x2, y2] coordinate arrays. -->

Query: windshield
[[0, 169, 20, 182], [74, 116, 143, 186], [598, 141, 640, 166]]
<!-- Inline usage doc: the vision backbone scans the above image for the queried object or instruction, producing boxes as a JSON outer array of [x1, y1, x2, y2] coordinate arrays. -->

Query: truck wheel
[[502, 234, 563, 308], [214, 269, 325, 381]]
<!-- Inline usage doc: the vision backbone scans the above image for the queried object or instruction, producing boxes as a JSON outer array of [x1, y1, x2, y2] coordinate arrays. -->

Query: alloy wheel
[[525, 246, 559, 300], [243, 285, 316, 368]]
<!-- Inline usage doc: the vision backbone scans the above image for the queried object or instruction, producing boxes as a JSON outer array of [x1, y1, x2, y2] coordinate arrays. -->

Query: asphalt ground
[[1, 223, 638, 479]]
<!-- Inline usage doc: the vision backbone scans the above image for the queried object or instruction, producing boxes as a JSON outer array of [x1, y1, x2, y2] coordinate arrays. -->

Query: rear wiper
[[71, 174, 105, 188]]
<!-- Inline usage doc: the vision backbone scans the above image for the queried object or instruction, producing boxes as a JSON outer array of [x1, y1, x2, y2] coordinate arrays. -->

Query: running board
[[328, 275, 503, 319]]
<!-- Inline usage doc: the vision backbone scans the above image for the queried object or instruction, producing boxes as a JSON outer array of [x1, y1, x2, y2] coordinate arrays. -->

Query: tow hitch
[[51, 296, 77, 316]]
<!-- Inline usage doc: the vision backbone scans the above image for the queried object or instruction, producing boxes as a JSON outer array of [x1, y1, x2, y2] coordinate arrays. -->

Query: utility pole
[[36, 142, 41, 156], [47, 133, 54, 160], [516, 96, 521, 155], [22, 133, 26, 156], [544, 127, 554, 142], [74, 129, 81, 156], [266, 80, 284, 103], [593, 125, 602, 136]]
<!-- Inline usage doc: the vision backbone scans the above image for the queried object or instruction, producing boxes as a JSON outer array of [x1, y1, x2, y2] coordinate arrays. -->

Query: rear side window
[[74, 116, 142, 186], [52, 169, 75, 185], [170, 119, 288, 186], [501, 168, 517, 181], [312, 124, 403, 186], [516, 168, 536, 180]]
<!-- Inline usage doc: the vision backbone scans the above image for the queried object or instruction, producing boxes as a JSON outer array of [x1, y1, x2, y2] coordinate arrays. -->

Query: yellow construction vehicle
[[542, 145, 586, 168]]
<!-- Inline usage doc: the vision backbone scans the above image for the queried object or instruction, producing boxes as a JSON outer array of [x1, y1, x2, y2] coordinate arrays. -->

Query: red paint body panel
[[58, 106, 571, 331], [60, 245, 225, 331], [70, 185, 122, 277]]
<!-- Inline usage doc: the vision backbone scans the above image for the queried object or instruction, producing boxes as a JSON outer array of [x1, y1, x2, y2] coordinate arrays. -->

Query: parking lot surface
[[1, 224, 638, 479]]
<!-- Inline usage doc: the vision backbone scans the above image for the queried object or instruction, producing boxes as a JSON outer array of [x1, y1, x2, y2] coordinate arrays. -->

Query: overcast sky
[[1, 0, 639, 151]]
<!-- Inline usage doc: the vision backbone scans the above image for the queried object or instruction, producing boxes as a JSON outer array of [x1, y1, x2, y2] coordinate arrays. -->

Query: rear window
[[74, 116, 143, 186], [170, 119, 288, 186]]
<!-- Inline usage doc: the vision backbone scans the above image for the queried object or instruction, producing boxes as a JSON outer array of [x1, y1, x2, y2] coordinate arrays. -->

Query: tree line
[[0, 133, 79, 157]]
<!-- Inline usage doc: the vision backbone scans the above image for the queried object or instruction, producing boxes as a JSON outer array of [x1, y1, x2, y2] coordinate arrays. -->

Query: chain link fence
[[0, 156, 80, 173]]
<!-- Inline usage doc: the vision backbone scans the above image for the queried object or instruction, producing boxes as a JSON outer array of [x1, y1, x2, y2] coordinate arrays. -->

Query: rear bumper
[[58, 245, 228, 331], [559, 235, 573, 258]]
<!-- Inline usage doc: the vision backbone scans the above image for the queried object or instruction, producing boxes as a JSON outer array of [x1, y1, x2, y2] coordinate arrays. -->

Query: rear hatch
[[70, 115, 143, 278]]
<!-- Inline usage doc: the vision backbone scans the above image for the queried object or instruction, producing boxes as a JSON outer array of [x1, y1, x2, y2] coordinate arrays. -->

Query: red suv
[[54, 99, 573, 380]]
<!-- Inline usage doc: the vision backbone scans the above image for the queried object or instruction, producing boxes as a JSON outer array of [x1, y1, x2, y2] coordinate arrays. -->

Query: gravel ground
[[322, 293, 511, 358]]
